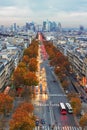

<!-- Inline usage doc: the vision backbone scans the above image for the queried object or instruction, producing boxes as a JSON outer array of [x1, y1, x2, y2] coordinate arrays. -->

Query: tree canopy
[[79, 113, 87, 129], [9, 102, 35, 130], [0, 93, 13, 116]]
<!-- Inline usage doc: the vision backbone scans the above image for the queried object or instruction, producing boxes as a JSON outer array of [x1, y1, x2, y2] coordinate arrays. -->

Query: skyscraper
[[13, 23, 17, 31], [58, 22, 62, 32], [42, 21, 46, 31]]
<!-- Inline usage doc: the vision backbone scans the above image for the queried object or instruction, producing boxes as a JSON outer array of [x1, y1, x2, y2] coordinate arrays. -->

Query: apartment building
[[57, 37, 87, 80], [0, 62, 6, 89], [82, 57, 87, 76]]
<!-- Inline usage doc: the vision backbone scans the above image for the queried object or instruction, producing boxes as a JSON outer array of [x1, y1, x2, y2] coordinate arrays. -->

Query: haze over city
[[0, 0, 87, 129], [0, 0, 87, 27]]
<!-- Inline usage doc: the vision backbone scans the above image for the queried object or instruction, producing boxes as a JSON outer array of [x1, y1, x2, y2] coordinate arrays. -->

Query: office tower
[[58, 22, 62, 32], [52, 21, 57, 31], [13, 23, 17, 31], [46, 20, 51, 32], [43, 21, 46, 31], [29, 22, 35, 32], [0, 25, 4, 33], [26, 23, 30, 31], [79, 25, 84, 32]]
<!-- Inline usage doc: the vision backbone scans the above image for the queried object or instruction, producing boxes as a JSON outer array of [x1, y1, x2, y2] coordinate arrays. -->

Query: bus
[[59, 102, 67, 115], [65, 103, 73, 114]]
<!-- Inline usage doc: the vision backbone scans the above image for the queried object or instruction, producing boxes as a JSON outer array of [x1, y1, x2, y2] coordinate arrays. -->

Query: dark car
[[53, 80, 56, 82], [40, 119, 45, 124], [35, 119, 39, 126], [80, 96, 84, 99]]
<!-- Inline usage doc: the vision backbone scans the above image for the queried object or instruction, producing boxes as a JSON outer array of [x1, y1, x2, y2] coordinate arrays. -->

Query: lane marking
[[34, 126, 82, 130], [48, 94, 67, 97]]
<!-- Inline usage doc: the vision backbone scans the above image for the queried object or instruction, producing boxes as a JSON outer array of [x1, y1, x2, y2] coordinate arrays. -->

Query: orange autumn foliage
[[22, 55, 30, 65], [28, 58, 37, 72], [79, 113, 87, 129], [24, 71, 38, 86], [70, 97, 82, 115], [0, 93, 13, 115], [17, 102, 34, 113], [13, 67, 27, 86], [9, 102, 35, 130], [18, 62, 27, 68]]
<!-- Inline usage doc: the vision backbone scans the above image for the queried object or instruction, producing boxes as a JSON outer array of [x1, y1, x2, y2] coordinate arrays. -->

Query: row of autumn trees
[[9, 39, 39, 129], [0, 93, 35, 130], [12, 39, 39, 97], [43, 41, 87, 128], [43, 41, 70, 90], [10, 102, 35, 130], [0, 39, 39, 130]]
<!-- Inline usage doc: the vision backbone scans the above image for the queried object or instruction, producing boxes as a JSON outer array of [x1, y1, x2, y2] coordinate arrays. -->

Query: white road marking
[[34, 126, 82, 130], [48, 94, 67, 97]]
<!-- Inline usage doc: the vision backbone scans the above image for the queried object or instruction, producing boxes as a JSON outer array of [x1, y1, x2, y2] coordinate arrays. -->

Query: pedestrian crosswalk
[[34, 126, 82, 130], [48, 94, 67, 97], [38, 94, 67, 97], [34, 103, 59, 106]]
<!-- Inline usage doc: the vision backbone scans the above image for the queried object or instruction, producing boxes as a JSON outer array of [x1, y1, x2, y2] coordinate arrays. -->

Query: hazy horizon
[[0, 0, 87, 28]]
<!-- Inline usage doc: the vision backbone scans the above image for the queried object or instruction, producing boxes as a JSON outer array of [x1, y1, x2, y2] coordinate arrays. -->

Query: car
[[40, 119, 45, 124], [6, 112, 10, 117], [80, 96, 84, 99], [50, 66, 54, 70], [65, 90, 68, 94], [80, 110, 85, 116], [43, 90, 47, 94], [53, 80, 56, 82], [35, 119, 40, 126], [83, 98, 86, 103]]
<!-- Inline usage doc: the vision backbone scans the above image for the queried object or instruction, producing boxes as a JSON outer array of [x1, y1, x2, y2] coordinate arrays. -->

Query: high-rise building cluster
[[42, 20, 62, 32], [0, 20, 62, 35]]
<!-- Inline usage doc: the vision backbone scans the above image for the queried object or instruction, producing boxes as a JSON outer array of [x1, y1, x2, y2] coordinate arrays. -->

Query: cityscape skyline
[[0, 0, 87, 28]]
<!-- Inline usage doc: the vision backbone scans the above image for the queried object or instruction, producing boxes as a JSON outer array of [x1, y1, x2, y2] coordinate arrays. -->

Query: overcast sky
[[0, 0, 87, 27]]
